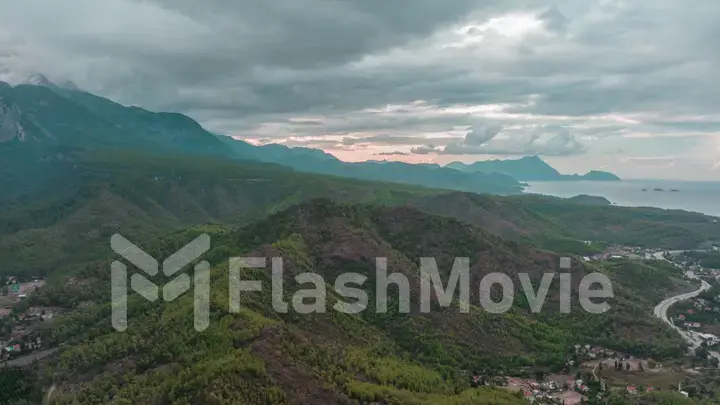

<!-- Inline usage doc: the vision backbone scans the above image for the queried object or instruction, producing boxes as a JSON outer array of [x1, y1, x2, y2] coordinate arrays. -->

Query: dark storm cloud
[[4, 0, 717, 122], [1, 0, 719, 177], [140, 0, 493, 70], [0, 0, 499, 101]]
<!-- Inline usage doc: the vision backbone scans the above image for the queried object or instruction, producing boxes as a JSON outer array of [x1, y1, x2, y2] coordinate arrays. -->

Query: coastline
[[523, 180, 720, 218]]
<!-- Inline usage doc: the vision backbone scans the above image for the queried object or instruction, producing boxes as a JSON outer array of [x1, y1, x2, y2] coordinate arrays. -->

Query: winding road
[[651, 251, 720, 362], [653, 271, 711, 349]]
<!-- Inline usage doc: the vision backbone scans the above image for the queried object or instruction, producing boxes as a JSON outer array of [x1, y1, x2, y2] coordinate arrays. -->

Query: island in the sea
[[642, 188, 679, 192], [567, 194, 612, 206]]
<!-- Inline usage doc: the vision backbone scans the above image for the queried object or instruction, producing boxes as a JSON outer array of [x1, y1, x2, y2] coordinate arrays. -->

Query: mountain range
[[2, 77, 715, 405], [0, 143, 713, 402], [446, 156, 620, 182], [0, 78, 618, 195]]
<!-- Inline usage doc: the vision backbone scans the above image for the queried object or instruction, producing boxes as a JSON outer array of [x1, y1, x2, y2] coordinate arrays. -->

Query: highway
[[653, 272, 711, 349], [651, 251, 720, 362]]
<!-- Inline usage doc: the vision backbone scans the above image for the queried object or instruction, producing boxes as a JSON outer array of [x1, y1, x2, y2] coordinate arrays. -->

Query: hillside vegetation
[[686, 251, 720, 269], [2, 152, 718, 280], [411, 192, 720, 250], [0, 200, 692, 404], [1, 82, 719, 404], [0, 151, 439, 277]]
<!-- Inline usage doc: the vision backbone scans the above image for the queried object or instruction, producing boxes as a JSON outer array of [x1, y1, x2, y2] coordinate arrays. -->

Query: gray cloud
[[441, 125, 586, 156], [3, 0, 719, 120], [410, 144, 442, 155], [342, 134, 459, 146], [1, 0, 719, 178], [538, 5, 569, 35], [280, 139, 343, 149], [464, 125, 502, 146]]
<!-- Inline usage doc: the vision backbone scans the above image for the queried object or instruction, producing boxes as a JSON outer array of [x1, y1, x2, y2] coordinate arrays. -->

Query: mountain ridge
[[1, 79, 617, 195], [0, 80, 524, 195], [446, 155, 621, 181], [0, 80, 717, 404]]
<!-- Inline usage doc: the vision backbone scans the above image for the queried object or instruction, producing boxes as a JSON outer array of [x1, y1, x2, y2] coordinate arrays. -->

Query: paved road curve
[[651, 255, 720, 362], [653, 272, 711, 349]]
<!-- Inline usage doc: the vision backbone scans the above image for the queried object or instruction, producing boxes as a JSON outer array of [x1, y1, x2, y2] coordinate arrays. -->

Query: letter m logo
[[110, 234, 211, 332]]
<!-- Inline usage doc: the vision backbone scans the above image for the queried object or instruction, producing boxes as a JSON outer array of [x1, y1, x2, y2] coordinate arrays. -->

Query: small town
[[0, 276, 59, 366], [473, 244, 720, 404], [473, 343, 682, 404]]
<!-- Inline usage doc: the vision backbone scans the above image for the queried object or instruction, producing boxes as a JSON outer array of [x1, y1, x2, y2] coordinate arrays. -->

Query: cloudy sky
[[1, 0, 719, 180]]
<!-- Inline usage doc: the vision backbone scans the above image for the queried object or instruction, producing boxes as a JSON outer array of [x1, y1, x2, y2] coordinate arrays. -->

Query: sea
[[525, 180, 720, 218]]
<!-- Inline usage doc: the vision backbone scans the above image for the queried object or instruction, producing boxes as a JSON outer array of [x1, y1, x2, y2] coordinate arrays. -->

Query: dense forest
[[685, 252, 720, 269], [0, 200, 706, 404], [1, 150, 718, 280]]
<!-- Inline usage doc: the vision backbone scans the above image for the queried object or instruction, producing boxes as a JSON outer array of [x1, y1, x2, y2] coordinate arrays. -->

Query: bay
[[525, 180, 720, 217]]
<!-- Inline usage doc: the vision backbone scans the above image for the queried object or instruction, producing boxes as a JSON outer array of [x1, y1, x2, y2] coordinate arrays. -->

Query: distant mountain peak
[[516, 155, 553, 165], [0, 84, 524, 195], [446, 155, 619, 182], [24, 73, 54, 87], [12, 73, 82, 92]]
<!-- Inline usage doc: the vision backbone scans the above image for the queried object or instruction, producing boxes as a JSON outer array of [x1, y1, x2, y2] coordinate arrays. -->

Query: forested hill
[[1, 150, 718, 279], [1, 79, 719, 405], [16, 200, 690, 404], [410, 192, 720, 250], [0, 150, 440, 277]]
